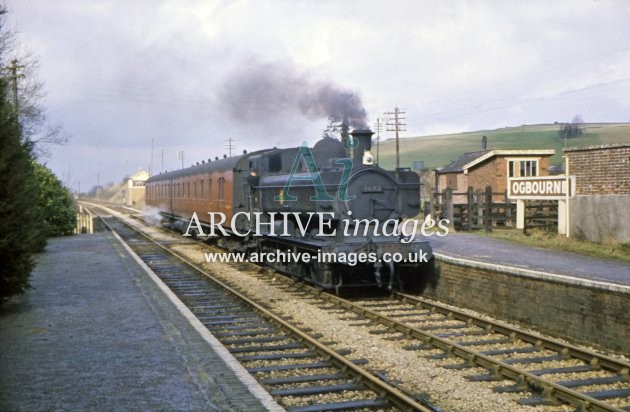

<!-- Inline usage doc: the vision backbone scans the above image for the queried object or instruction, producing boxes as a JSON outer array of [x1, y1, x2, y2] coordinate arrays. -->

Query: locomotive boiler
[[146, 129, 434, 293]]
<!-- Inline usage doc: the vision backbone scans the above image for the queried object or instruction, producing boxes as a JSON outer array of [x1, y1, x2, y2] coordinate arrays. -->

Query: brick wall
[[467, 158, 497, 190], [424, 257, 630, 354], [565, 144, 630, 195], [467, 155, 552, 193], [437, 173, 469, 203]]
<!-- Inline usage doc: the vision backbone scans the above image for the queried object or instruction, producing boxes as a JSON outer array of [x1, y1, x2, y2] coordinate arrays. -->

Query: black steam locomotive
[[146, 129, 434, 293]]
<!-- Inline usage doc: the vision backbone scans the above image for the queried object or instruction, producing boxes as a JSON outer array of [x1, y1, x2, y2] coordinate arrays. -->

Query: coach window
[[218, 177, 225, 200]]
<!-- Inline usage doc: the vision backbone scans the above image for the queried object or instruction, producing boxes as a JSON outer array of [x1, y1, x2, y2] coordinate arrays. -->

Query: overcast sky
[[7, 0, 630, 191]]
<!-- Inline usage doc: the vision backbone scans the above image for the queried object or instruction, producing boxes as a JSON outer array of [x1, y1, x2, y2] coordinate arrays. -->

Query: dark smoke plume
[[218, 60, 367, 128]]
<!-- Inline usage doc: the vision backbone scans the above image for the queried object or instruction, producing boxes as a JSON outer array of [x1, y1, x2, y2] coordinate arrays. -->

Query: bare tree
[[1, 7, 69, 156], [10, 51, 70, 155]]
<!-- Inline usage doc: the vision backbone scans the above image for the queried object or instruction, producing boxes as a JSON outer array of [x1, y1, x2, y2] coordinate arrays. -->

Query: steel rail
[[281, 283, 628, 412], [393, 291, 630, 376]]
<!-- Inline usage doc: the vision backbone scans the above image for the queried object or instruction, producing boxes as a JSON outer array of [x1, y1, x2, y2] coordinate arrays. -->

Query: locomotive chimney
[[350, 129, 374, 165]]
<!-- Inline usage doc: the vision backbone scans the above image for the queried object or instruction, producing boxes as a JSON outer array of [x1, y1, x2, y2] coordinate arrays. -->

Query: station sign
[[507, 176, 573, 200]]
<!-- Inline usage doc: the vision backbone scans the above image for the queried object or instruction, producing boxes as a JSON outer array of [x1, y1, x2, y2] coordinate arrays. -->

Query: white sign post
[[507, 176, 574, 235]]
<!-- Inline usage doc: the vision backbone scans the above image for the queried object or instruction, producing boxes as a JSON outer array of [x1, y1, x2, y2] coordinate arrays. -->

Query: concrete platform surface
[[429, 232, 630, 286], [0, 233, 271, 411]]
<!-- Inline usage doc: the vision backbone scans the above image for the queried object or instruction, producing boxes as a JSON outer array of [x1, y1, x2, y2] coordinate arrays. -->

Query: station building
[[435, 149, 556, 203]]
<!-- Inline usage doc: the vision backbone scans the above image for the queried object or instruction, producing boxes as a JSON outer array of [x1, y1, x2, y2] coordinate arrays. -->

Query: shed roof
[[439, 149, 556, 174], [439, 150, 490, 173]]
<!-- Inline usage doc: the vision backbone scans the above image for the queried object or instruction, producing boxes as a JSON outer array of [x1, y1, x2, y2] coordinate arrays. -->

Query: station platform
[[429, 232, 630, 286], [0, 233, 278, 411]]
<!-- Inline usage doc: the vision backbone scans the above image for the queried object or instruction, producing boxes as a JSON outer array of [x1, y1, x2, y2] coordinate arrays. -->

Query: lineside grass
[[376, 123, 630, 170], [479, 228, 630, 263]]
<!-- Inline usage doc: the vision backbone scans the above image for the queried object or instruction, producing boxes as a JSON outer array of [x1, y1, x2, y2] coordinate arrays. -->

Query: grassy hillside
[[374, 123, 630, 170]]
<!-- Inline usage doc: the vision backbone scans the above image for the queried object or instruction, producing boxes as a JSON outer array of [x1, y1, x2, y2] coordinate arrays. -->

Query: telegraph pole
[[177, 150, 184, 169], [373, 117, 384, 164], [225, 138, 235, 157], [150, 138, 154, 175], [6, 59, 25, 114], [384, 107, 407, 169]]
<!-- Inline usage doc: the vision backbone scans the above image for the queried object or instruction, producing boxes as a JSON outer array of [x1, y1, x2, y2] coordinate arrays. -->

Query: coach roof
[[147, 153, 248, 183]]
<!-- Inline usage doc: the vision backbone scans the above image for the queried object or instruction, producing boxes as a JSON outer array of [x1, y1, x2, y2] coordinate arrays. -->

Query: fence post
[[504, 189, 511, 227], [465, 187, 474, 230], [485, 186, 492, 231], [476, 189, 484, 228], [444, 188, 453, 228]]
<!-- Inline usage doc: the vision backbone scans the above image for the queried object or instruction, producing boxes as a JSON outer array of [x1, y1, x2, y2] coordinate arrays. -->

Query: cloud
[[7, 0, 630, 190]]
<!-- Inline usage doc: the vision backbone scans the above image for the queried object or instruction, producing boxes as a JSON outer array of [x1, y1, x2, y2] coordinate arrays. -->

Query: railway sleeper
[[466, 372, 506, 382], [270, 382, 363, 397], [201, 318, 264, 326], [247, 358, 368, 373], [502, 354, 565, 365], [188, 303, 243, 310], [517, 393, 562, 407], [229, 342, 303, 353], [260, 373, 346, 386], [517, 384, 630, 407], [528, 365, 594, 376], [196, 314, 259, 322], [287, 399, 389, 412], [221, 335, 290, 345], [236, 351, 319, 362], [211, 326, 277, 336], [480, 346, 540, 356], [555, 375, 627, 388], [583, 388, 630, 400]]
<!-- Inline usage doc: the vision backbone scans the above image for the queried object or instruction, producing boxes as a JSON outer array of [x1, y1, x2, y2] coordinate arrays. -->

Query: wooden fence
[[430, 186, 558, 232]]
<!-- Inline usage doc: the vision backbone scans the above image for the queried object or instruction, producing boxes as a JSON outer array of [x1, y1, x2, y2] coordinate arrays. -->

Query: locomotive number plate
[[361, 185, 384, 193]]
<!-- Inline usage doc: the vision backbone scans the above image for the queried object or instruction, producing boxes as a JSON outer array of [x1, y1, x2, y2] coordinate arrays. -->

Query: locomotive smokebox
[[350, 129, 374, 166]]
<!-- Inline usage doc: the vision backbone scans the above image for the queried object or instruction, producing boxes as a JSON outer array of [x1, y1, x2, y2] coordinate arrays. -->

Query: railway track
[[244, 276, 630, 412], [98, 213, 438, 412], [88, 203, 630, 411]]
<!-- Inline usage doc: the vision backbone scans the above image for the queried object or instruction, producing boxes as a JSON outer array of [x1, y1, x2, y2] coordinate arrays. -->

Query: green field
[[374, 123, 630, 170]]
